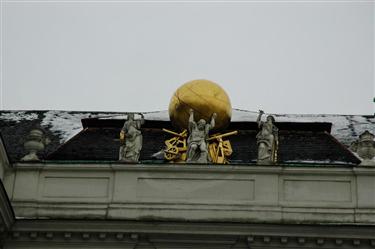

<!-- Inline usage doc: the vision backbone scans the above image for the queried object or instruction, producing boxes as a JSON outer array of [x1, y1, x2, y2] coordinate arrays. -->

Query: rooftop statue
[[350, 130, 375, 166], [256, 110, 279, 165], [119, 113, 144, 163], [187, 109, 216, 163], [165, 80, 236, 164]]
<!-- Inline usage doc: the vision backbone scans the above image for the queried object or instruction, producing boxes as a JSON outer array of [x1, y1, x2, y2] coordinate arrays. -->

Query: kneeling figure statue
[[187, 109, 216, 163]]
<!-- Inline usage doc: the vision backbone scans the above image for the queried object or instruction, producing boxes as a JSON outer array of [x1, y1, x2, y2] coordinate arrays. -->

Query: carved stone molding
[[2, 220, 374, 248]]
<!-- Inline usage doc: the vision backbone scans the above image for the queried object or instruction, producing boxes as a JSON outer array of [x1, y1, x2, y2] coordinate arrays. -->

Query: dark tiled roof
[[47, 127, 169, 161], [0, 111, 62, 162], [47, 119, 360, 165], [0, 110, 368, 165], [0, 110, 123, 162]]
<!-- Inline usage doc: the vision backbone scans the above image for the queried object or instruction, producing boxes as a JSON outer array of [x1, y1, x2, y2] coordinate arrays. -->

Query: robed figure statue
[[119, 113, 144, 162], [186, 109, 217, 163], [256, 110, 278, 165]]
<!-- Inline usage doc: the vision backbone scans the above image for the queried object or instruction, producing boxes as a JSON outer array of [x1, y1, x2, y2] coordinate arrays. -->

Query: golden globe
[[168, 79, 232, 131]]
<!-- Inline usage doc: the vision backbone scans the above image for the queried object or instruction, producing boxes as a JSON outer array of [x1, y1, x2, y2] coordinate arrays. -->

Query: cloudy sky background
[[1, 1, 374, 115]]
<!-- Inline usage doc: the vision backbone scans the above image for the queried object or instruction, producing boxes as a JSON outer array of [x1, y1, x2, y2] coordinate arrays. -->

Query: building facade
[[0, 110, 374, 249]]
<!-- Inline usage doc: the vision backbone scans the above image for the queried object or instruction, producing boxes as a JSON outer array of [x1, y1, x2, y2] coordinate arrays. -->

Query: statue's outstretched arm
[[257, 110, 264, 128], [273, 126, 279, 144], [121, 119, 127, 132], [140, 113, 145, 125], [120, 120, 127, 142], [210, 113, 217, 130], [188, 109, 195, 132]]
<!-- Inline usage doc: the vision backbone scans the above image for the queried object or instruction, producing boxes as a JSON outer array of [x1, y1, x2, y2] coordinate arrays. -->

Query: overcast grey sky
[[1, 1, 374, 115]]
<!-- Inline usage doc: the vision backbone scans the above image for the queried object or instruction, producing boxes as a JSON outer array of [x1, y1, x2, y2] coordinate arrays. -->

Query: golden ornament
[[168, 79, 232, 131]]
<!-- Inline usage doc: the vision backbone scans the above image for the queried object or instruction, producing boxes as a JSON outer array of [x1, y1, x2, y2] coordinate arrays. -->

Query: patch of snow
[[143, 110, 169, 121], [231, 109, 374, 146], [41, 111, 93, 143], [0, 112, 38, 123], [284, 160, 355, 165], [140, 109, 373, 146], [2, 109, 372, 148], [91, 111, 169, 121], [98, 115, 128, 119], [39, 110, 170, 143], [231, 109, 258, 122]]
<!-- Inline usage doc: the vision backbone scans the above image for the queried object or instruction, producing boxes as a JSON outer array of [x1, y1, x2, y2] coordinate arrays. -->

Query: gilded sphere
[[168, 79, 232, 131]]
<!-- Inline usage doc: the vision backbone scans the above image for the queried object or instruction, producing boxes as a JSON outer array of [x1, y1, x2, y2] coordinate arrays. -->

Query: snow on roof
[[140, 109, 374, 146], [0, 111, 38, 123], [41, 111, 95, 143], [0, 110, 373, 146], [231, 109, 374, 146]]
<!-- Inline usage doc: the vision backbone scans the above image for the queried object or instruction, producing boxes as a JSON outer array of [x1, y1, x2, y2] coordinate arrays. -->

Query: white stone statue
[[119, 113, 144, 162], [256, 110, 278, 165], [350, 130, 375, 166], [186, 109, 216, 163]]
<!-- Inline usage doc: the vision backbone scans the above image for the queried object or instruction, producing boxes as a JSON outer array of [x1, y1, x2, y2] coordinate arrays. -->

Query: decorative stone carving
[[119, 113, 144, 162], [256, 110, 279, 165], [186, 109, 216, 163], [350, 130, 375, 166], [21, 129, 50, 161]]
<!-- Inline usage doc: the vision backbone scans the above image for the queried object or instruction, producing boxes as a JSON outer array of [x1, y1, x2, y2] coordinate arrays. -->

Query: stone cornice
[[13, 162, 374, 174], [4, 220, 375, 248], [12, 162, 375, 178]]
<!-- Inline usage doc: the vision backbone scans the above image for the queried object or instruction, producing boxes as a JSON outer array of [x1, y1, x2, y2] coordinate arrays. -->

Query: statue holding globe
[[187, 109, 217, 163], [168, 79, 232, 131], [163, 79, 236, 164]]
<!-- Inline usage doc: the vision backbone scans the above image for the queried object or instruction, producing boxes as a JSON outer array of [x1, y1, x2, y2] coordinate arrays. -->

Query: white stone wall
[[4, 163, 375, 224]]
